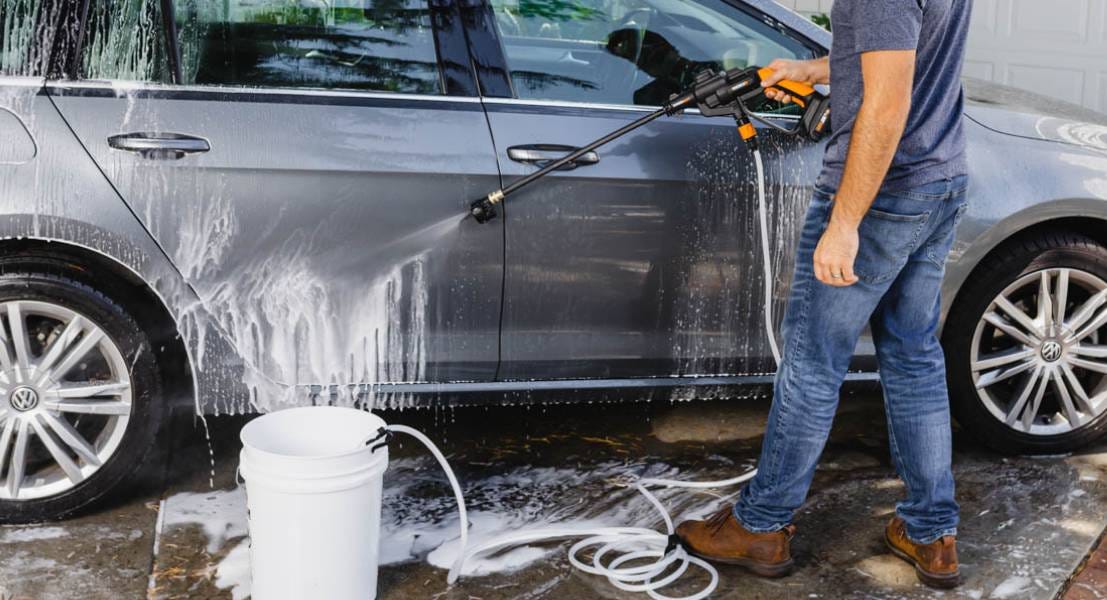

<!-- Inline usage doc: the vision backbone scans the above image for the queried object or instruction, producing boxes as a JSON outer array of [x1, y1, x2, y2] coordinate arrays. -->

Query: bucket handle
[[363, 427, 391, 454]]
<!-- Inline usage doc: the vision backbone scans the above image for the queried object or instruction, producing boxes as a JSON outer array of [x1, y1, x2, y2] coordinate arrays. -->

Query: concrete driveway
[[2, 392, 1106, 600]]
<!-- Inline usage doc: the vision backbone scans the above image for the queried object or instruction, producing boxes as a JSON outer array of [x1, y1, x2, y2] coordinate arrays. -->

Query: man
[[675, 0, 972, 590]]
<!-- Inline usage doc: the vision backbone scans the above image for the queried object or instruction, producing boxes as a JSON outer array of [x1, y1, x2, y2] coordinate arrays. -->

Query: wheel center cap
[[1041, 340, 1064, 363], [9, 386, 39, 412]]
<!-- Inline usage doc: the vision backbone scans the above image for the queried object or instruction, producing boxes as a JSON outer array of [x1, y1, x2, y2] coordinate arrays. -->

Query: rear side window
[[1, 0, 38, 75], [1, 2, 76, 77], [82, 0, 172, 82], [174, 0, 443, 94], [489, 0, 813, 106]]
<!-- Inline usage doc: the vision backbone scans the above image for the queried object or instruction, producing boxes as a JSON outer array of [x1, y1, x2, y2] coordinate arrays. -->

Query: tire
[[944, 230, 1107, 454], [0, 269, 162, 523]]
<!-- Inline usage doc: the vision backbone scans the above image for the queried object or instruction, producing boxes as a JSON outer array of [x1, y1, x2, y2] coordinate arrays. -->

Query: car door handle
[[108, 132, 210, 159], [507, 144, 599, 170]]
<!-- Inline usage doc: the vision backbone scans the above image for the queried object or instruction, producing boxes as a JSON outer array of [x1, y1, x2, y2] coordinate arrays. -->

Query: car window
[[2, 2, 77, 77], [82, 0, 172, 82], [173, 0, 443, 94], [1, 0, 38, 75], [489, 0, 814, 107]]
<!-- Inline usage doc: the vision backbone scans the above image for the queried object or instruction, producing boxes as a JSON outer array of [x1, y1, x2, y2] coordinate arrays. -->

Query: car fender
[[941, 120, 1107, 330]]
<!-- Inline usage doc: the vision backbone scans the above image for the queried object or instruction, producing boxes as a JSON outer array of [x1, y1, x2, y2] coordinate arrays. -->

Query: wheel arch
[[941, 200, 1107, 336], [0, 237, 197, 411]]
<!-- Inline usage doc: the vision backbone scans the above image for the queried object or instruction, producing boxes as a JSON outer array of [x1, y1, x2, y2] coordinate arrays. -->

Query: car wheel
[[944, 231, 1107, 454], [0, 271, 162, 523]]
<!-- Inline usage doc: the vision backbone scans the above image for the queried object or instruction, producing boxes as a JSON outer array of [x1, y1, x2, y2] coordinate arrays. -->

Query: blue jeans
[[733, 176, 968, 544]]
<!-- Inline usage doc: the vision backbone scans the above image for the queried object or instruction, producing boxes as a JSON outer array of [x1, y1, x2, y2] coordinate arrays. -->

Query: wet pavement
[[2, 392, 1107, 600]]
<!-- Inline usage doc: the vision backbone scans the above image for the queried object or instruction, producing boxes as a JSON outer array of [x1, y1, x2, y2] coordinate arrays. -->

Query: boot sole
[[884, 532, 961, 589], [683, 548, 794, 578]]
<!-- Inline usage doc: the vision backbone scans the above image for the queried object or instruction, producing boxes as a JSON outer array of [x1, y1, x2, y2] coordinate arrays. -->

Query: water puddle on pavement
[[143, 399, 1107, 600]]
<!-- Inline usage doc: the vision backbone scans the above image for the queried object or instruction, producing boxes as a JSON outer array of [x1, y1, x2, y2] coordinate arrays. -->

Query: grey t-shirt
[[816, 0, 973, 193]]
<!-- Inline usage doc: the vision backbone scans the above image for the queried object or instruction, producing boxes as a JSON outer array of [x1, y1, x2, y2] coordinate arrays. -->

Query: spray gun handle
[[755, 67, 818, 108]]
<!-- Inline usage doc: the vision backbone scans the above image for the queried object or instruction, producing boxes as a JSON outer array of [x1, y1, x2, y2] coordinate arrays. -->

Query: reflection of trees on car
[[84, 0, 171, 82], [493, 0, 607, 39], [510, 0, 603, 22], [1, 0, 48, 75], [174, 0, 440, 93], [248, 3, 327, 26], [508, 70, 601, 94]]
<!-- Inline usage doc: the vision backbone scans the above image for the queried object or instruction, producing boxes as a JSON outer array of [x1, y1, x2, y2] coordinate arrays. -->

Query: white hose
[[753, 149, 782, 365], [395, 145, 781, 598], [384, 424, 470, 583], [404, 467, 756, 600]]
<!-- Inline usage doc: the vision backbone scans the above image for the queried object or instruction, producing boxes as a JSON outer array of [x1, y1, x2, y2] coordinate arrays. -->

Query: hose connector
[[665, 533, 684, 556], [470, 189, 505, 224], [735, 114, 759, 151]]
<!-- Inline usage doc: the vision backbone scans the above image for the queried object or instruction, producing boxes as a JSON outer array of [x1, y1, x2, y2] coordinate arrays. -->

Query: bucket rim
[[239, 450, 388, 490], [240, 406, 388, 461]]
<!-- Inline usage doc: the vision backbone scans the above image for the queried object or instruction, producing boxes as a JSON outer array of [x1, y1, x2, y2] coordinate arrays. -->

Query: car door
[[476, 0, 826, 380], [48, 0, 504, 395]]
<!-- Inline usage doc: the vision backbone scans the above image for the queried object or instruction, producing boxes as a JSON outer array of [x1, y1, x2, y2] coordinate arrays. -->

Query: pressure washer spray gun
[[468, 66, 831, 224]]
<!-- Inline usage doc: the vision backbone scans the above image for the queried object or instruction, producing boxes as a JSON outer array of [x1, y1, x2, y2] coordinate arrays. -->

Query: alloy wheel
[[0, 300, 131, 500], [971, 268, 1107, 436]]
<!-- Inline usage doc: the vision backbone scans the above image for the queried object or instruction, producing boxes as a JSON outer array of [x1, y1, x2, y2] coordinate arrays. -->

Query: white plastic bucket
[[239, 406, 389, 600]]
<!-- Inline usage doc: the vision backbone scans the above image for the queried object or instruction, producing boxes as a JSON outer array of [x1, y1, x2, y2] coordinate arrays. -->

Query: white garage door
[[777, 0, 1107, 114], [967, 0, 1106, 113]]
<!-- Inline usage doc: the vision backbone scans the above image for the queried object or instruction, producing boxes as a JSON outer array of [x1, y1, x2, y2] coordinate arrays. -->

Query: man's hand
[[814, 219, 860, 286], [760, 57, 829, 104]]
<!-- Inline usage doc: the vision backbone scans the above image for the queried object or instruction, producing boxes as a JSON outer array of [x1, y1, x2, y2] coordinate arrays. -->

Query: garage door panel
[[1102, 6, 1107, 45], [1099, 73, 1107, 113], [1009, 0, 1091, 43], [1007, 64, 1087, 106], [970, 0, 999, 36], [972, 0, 1105, 114], [964, 60, 995, 80]]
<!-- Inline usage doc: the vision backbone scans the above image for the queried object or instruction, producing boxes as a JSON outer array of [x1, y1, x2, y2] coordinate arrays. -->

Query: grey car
[[0, 0, 1106, 522]]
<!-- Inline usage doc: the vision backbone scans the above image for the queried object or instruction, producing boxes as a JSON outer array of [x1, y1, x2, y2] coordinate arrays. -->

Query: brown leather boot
[[884, 516, 960, 589], [674, 506, 796, 577]]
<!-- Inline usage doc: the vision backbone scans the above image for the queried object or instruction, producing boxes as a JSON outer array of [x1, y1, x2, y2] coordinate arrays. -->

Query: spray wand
[[468, 65, 830, 223]]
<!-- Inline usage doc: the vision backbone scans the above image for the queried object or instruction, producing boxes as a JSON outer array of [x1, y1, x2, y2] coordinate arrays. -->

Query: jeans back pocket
[[924, 197, 969, 268], [853, 204, 931, 284]]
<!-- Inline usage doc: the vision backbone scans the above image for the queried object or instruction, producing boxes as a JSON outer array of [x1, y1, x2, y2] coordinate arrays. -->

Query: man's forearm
[[830, 52, 914, 228], [830, 99, 910, 227], [810, 56, 830, 85], [811, 50, 915, 286]]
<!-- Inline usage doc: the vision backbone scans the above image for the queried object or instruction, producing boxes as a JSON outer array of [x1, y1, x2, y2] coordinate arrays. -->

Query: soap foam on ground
[[157, 457, 731, 596]]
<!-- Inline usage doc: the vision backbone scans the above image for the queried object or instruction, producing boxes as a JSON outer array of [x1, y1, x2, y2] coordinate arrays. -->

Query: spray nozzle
[[470, 190, 504, 224]]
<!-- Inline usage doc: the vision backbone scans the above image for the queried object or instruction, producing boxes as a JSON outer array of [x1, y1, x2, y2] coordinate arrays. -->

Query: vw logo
[[9, 386, 39, 412], [1041, 341, 1064, 363]]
